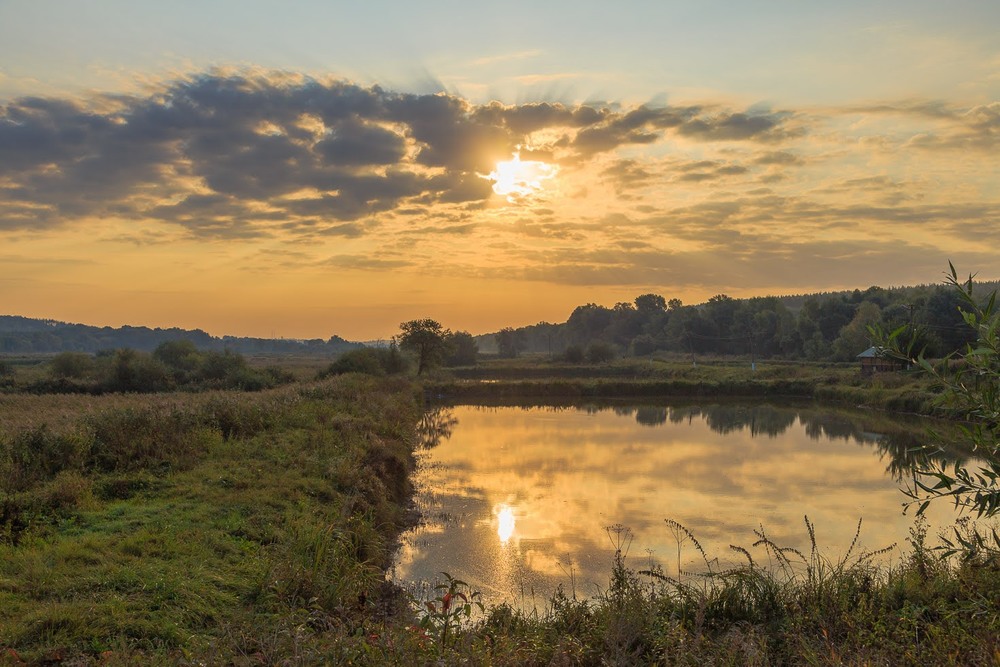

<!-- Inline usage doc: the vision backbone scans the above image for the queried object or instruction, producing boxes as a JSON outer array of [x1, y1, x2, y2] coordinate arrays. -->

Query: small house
[[857, 346, 907, 375]]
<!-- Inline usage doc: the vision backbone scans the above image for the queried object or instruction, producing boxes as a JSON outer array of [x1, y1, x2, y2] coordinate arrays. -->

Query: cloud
[[753, 150, 802, 166], [906, 102, 1000, 151], [0, 71, 807, 239], [674, 160, 749, 182], [676, 111, 796, 142], [833, 99, 1000, 152], [323, 254, 414, 271], [2, 64, 996, 307]]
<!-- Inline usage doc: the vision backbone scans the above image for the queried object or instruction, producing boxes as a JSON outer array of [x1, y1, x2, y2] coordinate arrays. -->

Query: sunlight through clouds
[[486, 151, 559, 202]]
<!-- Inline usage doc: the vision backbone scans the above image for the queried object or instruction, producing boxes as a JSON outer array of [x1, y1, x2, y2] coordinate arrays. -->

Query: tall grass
[[369, 517, 999, 666], [0, 375, 423, 664]]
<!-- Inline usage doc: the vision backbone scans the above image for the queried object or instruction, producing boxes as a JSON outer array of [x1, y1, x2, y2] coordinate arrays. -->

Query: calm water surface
[[392, 402, 962, 607]]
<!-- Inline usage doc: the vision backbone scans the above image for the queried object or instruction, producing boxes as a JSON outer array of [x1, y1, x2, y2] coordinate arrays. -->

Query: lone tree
[[399, 319, 452, 374]]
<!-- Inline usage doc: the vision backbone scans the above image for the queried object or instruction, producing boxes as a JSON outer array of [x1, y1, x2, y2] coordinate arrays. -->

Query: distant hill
[[0, 315, 362, 356]]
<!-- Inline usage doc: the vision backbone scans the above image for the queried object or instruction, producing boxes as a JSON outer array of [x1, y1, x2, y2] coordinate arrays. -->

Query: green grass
[[0, 375, 422, 664]]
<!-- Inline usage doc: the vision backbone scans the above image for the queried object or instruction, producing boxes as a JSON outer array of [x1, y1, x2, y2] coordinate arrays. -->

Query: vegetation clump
[[6, 342, 295, 395], [319, 344, 408, 377]]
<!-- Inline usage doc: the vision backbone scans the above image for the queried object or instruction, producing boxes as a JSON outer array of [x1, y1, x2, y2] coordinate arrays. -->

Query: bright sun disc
[[488, 152, 558, 201]]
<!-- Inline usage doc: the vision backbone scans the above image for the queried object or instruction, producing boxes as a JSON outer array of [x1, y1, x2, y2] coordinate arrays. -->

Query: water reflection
[[417, 406, 458, 449], [496, 504, 515, 543], [393, 401, 967, 609]]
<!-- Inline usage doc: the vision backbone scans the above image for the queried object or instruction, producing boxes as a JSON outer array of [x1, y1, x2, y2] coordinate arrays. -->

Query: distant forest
[[476, 279, 1000, 362], [0, 316, 360, 357], [4, 277, 999, 364]]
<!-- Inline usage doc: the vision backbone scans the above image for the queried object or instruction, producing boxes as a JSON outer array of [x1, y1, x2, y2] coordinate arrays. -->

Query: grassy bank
[[1, 375, 422, 664], [427, 357, 940, 415]]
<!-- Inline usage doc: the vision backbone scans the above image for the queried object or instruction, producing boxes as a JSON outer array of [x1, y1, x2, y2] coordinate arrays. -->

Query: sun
[[487, 151, 558, 201]]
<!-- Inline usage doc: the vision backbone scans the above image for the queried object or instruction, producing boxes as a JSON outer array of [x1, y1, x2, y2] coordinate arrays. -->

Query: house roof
[[856, 346, 886, 358]]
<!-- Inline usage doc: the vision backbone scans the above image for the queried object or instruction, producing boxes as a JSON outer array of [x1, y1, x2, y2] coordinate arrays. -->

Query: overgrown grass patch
[[0, 375, 422, 664]]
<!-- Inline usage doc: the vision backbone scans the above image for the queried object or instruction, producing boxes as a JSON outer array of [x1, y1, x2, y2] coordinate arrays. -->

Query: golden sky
[[1, 2, 998, 340]]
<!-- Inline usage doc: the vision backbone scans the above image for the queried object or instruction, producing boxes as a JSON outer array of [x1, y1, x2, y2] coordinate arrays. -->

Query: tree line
[[478, 281, 1000, 363], [0, 316, 360, 357]]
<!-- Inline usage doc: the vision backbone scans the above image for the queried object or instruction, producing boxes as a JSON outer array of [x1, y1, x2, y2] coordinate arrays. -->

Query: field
[[2, 358, 999, 665]]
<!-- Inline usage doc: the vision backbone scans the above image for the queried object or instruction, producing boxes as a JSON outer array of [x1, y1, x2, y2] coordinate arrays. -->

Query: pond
[[391, 401, 965, 608]]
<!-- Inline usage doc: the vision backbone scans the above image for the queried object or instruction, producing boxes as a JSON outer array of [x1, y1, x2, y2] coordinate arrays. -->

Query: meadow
[[1, 374, 421, 664]]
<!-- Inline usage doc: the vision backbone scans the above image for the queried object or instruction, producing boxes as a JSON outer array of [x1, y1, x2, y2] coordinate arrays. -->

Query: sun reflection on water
[[496, 504, 516, 544]]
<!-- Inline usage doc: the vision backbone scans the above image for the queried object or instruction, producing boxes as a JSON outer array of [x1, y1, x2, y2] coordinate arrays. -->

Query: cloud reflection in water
[[394, 402, 965, 609]]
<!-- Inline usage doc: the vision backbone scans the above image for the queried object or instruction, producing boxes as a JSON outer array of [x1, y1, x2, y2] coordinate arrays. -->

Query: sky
[[1, 1, 999, 340]]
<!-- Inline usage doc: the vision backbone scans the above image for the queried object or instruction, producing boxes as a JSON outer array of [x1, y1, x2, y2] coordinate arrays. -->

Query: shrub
[[1, 426, 89, 492], [321, 347, 408, 377], [83, 405, 203, 472], [197, 350, 247, 384], [153, 339, 200, 369], [587, 342, 616, 363], [49, 352, 94, 380], [630, 334, 657, 357], [102, 348, 172, 392]]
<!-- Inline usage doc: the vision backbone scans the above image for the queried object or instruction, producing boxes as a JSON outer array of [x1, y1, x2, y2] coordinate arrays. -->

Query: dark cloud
[[753, 151, 802, 165], [601, 159, 655, 193], [677, 111, 793, 142], [675, 160, 749, 182], [0, 70, 794, 238], [314, 119, 407, 166]]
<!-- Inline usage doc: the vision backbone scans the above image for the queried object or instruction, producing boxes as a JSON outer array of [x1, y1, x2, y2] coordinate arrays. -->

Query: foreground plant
[[416, 573, 483, 651], [874, 265, 1000, 560]]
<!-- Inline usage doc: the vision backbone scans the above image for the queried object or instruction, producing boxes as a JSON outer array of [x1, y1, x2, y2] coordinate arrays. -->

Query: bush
[[564, 345, 585, 363], [197, 350, 247, 384], [587, 342, 616, 363], [630, 334, 657, 356], [49, 352, 94, 380], [153, 340, 201, 382], [1, 426, 89, 492], [102, 348, 172, 392], [84, 405, 203, 472], [320, 347, 408, 377]]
